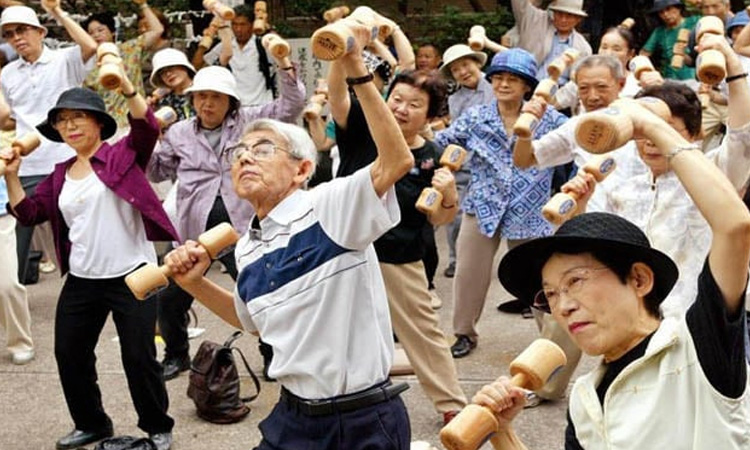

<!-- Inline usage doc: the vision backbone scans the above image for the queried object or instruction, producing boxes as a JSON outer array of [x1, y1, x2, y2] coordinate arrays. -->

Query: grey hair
[[572, 54, 625, 83], [242, 118, 318, 179]]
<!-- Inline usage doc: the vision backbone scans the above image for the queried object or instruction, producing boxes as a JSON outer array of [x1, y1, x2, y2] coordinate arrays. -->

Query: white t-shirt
[[233, 167, 400, 399], [59, 172, 156, 278], [204, 36, 273, 107], [2, 46, 93, 176]]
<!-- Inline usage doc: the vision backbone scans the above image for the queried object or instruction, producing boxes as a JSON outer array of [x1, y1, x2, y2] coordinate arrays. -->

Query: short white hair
[[242, 118, 318, 178]]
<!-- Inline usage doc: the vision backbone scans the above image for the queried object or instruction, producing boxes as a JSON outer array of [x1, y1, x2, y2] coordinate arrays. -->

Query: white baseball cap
[[1, 6, 47, 34], [150, 48, 196, 88], [184, 66, 239, 101]]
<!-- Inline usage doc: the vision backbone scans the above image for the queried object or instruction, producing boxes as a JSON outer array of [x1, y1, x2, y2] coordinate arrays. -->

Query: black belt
[[280, 381, 409, 417]]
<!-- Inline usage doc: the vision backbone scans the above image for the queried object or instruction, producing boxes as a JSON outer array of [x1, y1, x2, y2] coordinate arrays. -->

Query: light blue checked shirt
[[435, 103, 568, 239]]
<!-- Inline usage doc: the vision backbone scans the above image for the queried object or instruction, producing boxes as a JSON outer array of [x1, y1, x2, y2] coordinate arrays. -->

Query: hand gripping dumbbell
[[468, 25, 507, 54], [695, 16, 727, 85], [125, 223, 240, 300], [439, 339, 567, 450], [203, 0, 235, 20], [547, 48, 580, 82], [97, 43, 123, 90], [415, 145, 467, 215], [542, 154, 616, 225], [0, 133, 41, 176], [628, 55, 656, 84], [513, 78, 558, 139], [670, 28, 690, 69], [574, 97, 671, 154], [310, 6, 378, 61], [261, 33, 290, 59]]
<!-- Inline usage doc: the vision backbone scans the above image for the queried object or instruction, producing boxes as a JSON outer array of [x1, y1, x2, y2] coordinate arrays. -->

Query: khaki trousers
[[452, 214, 528, 340], [532, 308, 582, 400], [0, 215, 33, 354], [380, 261, 467, 413]]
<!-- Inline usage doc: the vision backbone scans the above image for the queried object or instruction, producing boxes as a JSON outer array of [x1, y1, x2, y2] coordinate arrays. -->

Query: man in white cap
[[0, 4, 96, 285], [511, 0, 593, 85], [147, 53, 304, 382]]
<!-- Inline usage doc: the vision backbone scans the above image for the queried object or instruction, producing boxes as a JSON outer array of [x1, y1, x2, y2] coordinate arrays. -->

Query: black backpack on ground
[[187, 330, 261, 424]]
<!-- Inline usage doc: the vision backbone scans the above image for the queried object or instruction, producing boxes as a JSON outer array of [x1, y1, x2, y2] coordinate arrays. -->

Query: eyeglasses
[[53, 111, 91, 129], [225, 139, 299, 164], [533, 266, 610, 313], [2, 25, 34, 40]]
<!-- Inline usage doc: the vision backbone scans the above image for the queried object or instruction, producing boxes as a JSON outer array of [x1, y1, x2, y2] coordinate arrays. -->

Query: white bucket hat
[[548, 0, 588, 17], [1, 6, 47, 34], [150, 48, 196, 88], [440, 44, 488, 77], [184, 66, 239, 101]]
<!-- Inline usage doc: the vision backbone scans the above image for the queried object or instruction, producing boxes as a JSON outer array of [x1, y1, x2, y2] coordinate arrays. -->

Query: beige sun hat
[[0, 6, 47, 35], [184, 66, 239, 101], [548, 0, 588, 18], [440, 44, 488, 77], [150, 48, 196, 89]]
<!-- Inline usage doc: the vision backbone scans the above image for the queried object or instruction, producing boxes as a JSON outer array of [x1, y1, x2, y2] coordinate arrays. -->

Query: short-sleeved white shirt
[[204, 36, 273, 107], [532, 116, 649, 212], [233, 167, 400, 399], [1, 46, 92, 176]]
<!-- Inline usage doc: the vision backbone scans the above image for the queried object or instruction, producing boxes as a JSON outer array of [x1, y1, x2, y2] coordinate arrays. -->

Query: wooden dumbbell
[[513, 78, 558, 139], [628, 55, 655, 82], [695, 16, 727, 85], [254, 0, 266, 15], [415, 145, 467, 215], [203, 0, 235, 20], [439, 339, 568, 450], [310, 7, 377, 60], [542, 155, 617, 225], [253, 11, 269, 35], [97, 43, 123, 90], [574, 97, 670, 154], [547, 48, 580, 82], [323, 5, 350, 23], [124, 223, 240, 300], [261, 33, 290, 59], [670, 28, 690, 69], [303, 93, 327, 121], [154, 106, 178, 129], [41, 0, 60, 9], [0, 133, 41, 176], [468, 25, 507, 54], [620, 17, 635, 30]]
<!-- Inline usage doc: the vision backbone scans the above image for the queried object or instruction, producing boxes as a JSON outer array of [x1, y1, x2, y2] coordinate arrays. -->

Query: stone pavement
[[0, 238, 596, 450]]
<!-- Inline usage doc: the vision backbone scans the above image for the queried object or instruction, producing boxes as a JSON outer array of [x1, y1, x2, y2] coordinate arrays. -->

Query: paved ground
[[0, 237, 597, 450]]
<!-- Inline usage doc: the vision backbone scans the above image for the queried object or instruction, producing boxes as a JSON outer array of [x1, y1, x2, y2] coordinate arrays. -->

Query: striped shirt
[[233, 168, 400, 399]]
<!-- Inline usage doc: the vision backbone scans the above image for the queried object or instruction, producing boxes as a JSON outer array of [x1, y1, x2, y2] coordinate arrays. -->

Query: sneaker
[[443, 262, 456, 278], [11, 349, 35, 365], [429, 289, 443, 310], [149, 432, 172, 450]]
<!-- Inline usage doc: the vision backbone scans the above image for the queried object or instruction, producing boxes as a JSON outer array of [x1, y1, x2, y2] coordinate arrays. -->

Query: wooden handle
[[670, 53, 685, 69], [323, 5, 350, 23], [676, 28, 690, 42]]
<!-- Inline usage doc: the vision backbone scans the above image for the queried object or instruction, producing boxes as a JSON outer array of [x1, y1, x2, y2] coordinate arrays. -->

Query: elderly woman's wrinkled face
[[489, 72, 530, 103], [387, 82, 431, 138], [449, 57, 483, 89], [159, 66, 191, 91], [193, 90, 230, 129], [543, 252, 653, 362], [53, 109, 103, 153]]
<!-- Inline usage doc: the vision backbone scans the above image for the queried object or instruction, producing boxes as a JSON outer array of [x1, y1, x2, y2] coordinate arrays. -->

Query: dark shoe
[[450, 335, 476, 358], [258, 341, 276, 382], [443, 262, 456, 278], [496, 298, 527, 314], [521, 306, 534, 319], [162, 355, 191, 381], [56, 424, 114, 450], [150, 432, 173, 450], [443, 410, 460, 426]]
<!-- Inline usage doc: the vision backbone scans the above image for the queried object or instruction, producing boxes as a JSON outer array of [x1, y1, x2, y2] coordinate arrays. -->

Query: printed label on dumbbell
[[598, 158, 615, 175], [422, 191, 439, 206], [558, 198, 575, 216]]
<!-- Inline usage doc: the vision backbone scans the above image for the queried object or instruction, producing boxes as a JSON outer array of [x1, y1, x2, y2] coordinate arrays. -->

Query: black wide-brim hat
[[498, 212, 679, 306], [36, 87, 118, 143]]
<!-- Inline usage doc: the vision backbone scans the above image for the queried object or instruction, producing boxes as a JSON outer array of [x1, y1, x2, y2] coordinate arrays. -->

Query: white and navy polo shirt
[[233, 168, 400, 399]]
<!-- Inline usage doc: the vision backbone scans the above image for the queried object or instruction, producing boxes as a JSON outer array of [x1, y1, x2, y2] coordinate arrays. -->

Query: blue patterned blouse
[[435, 103, 568, 239]]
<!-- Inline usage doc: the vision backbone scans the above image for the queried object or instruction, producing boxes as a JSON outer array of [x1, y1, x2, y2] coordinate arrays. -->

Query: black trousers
[[55, 274, 173, 434], [157, 196, 238, 360], [15, 175, 45, 283]]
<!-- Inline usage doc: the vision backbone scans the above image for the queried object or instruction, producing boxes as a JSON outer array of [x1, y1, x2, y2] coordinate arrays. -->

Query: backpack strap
[[231, 346, 261, 403], [223, 330, 244, 348]]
